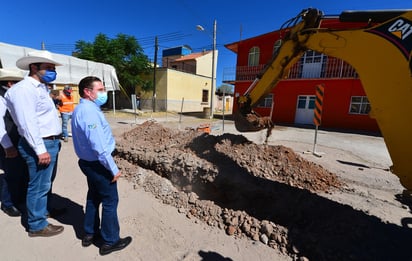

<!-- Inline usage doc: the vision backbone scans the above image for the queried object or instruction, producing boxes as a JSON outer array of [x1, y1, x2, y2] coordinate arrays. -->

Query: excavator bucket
[[233, 111, 273, 132], [234, 111, 275, 143]]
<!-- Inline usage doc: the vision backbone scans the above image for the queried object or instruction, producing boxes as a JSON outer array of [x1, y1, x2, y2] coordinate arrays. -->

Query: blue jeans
[[1, 175, 13, 208], [78, 159, 120, 245], [1, 156, 28, 208], [18, 138, 61, 232], [61, 113, 72, 138]]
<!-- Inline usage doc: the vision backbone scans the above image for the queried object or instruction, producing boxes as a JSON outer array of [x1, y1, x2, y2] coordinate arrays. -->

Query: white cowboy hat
[[0, 68, 26, 81], [16, 50, 62, 70]]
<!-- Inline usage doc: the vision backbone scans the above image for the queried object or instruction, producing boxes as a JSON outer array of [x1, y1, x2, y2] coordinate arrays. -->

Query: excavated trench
[[114, 121, 412, 261]]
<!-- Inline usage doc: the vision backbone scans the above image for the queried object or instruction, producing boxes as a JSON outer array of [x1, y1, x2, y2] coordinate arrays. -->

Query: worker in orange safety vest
[[58, 86, 74, 142]]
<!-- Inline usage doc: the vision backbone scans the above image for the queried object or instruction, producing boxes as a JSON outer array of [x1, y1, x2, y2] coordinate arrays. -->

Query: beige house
[[140, 46, 218, 113]]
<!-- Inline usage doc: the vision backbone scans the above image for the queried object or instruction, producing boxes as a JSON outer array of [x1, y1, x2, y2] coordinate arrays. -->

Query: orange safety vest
[[58, 93, 74, 113]]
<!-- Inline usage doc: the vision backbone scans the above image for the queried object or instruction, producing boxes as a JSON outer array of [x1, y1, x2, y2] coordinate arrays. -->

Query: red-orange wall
[[235, 78, 380, 132], [237, 31, 281, 66], [231, 18, 381, 133]]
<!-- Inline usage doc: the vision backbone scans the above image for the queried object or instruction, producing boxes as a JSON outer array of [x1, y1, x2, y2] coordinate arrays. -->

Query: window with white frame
[[349, 96, 370, 114], [248, 46, 260, 66], [273, 40, 282, 56], [257, 94, 273, 108], [297, 96, 315, 109]]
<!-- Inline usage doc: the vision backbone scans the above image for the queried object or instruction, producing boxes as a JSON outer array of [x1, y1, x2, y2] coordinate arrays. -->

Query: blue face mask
[[94, 91, 108, 107], [41, 70, 57, 83]]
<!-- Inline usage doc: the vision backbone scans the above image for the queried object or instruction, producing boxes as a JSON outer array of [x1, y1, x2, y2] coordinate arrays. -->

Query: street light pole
[[210, 19, 216, 119], [196, 19, 217, 119]]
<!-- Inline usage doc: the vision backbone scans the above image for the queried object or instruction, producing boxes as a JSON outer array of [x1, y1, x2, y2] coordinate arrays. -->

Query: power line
[[44, 31, 192, 54], [139, 32, 192, 48], [45, 30, 229, 67]]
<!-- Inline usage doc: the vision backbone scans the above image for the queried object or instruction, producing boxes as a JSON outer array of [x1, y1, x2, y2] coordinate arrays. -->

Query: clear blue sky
[[1, 0, 409, 87]]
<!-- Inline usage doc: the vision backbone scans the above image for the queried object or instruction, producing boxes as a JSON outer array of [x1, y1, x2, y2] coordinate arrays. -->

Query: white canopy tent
[[0, 42, 120, 91], [0, 42, 120, 112]]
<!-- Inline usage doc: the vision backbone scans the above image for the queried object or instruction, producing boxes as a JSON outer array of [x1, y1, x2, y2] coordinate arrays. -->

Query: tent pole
[[112, 91, 116, 115]]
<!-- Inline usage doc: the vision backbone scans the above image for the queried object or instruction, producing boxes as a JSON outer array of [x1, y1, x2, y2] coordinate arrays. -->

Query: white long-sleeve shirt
[[5, 76, 61, 155], [0, 90, 13, 149]]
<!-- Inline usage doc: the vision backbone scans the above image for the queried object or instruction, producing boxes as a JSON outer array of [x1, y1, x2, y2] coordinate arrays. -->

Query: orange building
[[225, 18, 380, 133]]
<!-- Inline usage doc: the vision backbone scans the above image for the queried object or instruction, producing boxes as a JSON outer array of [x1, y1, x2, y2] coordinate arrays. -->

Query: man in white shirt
[[5, 50, 64, 237]]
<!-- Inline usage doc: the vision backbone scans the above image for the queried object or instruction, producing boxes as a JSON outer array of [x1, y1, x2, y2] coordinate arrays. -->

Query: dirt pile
[[114, 121, 344, 259], [114, 121, 412, 261]]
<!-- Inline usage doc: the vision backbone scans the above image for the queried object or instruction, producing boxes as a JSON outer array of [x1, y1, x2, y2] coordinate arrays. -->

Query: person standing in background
[[5, 50, 64, 237], [44, 84, 66, 218], [58, 85, 74, 142], [48, 84, 62, 109], [0, 68, 28, 217], [136, 92, 141, 110], [71, 76, 132, 255]]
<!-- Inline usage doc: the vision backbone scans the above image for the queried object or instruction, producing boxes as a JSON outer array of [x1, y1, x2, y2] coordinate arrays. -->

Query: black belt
[[43, 135, 61, 140]]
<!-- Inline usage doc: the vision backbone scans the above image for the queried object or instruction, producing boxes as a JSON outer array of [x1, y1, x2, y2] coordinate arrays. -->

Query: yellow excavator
[[234, 8, 412, 189]]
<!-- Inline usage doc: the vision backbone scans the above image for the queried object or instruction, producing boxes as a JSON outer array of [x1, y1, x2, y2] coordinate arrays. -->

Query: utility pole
[[196, 20, 217, 119], [210, 19, 216, 119], [153, 36, 158, 112]]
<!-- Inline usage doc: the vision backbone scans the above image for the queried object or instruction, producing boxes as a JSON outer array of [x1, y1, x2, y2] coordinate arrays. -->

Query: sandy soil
[[1, 111, 412, 261]]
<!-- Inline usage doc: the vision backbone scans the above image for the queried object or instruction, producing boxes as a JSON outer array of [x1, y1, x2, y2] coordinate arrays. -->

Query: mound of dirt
[[114, 121, 412, 261], [114, 121, 344, 259], [118, 121, 342, 191]]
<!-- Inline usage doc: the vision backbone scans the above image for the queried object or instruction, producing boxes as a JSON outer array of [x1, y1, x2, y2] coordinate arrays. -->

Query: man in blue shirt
[[71, 76, 132, 255], [5, 51, 64, 237]]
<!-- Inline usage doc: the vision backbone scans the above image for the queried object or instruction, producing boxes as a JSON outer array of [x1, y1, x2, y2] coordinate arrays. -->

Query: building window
[[202, 89, 209, 103], [299, 50, 327, 78], [257, 94, 273, 108], [273, 40, 282, 56], [308, 96, 316, 109], [298, 96, 316, 110], [349, 96, 370, 114], [297, 96, 306, 109], [297, 96, 315, 109], [248, 47, 260, 66], [303, 50, 322, 63]]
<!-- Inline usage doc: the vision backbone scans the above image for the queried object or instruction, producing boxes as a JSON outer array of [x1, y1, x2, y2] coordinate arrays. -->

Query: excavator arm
[[234, 9, 322, 132], [235, 8, 412, 189]]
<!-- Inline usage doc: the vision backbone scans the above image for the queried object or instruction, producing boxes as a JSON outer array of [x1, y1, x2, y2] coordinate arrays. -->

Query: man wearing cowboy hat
[[5, 50, 64, 237], [0, 68, 28, 217]]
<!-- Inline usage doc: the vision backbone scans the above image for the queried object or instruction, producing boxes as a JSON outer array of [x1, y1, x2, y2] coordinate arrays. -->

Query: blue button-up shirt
[[71, 98, 119, 176]]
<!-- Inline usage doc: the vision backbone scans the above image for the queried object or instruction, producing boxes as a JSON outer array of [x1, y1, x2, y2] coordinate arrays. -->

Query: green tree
[[74, 33, 152, 96], [215, 84, 234, 96]]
